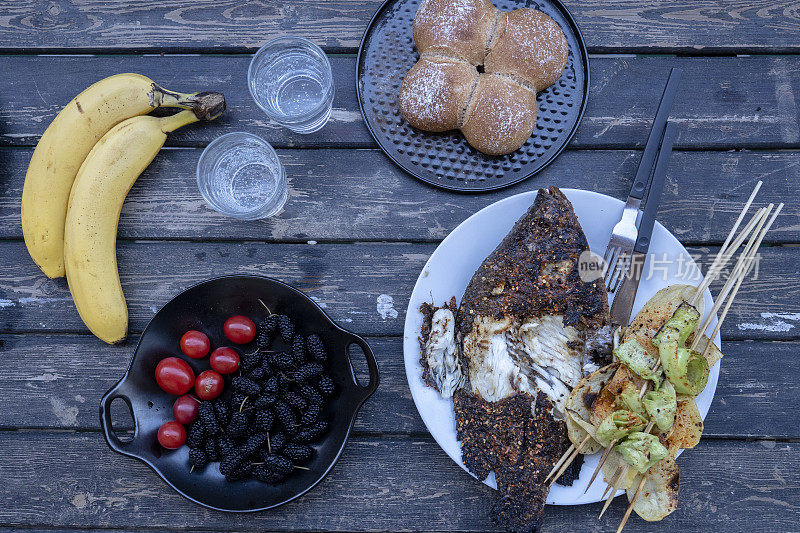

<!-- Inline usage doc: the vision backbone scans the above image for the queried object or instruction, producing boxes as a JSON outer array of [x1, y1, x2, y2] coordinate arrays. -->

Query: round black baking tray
[[356, 0, 589, 192]]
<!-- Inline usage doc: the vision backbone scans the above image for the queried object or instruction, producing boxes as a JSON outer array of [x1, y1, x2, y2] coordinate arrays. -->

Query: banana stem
[[150, 84, 226, 121], [158, 109, 201, 133]]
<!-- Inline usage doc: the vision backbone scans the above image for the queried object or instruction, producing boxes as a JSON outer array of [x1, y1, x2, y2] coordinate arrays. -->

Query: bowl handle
[[344, 332, 380, 398], [99, 380, 137, 456]]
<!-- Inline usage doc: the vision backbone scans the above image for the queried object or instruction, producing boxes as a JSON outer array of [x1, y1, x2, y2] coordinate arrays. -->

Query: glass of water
[[248, 37, 335, 134], [197, 132, 287, 220]]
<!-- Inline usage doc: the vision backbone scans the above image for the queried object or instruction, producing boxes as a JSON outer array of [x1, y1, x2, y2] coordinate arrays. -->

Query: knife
[[610, 121, 678, 327]]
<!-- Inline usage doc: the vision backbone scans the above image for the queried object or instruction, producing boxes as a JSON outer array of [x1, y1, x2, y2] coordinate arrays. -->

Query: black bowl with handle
[[99, 275, 379, 512]]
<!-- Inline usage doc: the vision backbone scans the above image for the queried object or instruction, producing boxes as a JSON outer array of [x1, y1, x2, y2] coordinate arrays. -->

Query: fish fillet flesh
[[419, 187, 613, 532]]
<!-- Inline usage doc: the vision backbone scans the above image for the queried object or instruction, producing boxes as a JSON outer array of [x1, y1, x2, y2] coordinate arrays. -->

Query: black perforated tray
[[356, 0, 589, 192]]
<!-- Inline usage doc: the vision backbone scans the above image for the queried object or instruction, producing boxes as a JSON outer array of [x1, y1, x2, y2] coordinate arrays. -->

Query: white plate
[[402, 189, 720, 506]]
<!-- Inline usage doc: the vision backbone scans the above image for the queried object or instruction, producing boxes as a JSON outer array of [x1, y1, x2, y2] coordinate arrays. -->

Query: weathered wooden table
[[1, 2, 798, 531]]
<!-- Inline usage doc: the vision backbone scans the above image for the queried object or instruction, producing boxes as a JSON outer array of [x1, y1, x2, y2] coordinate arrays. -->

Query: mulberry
[[277, 315, 294, 343], [254, 409, 275, 432], [253, 393, 278, 409], [204, 438, 219, 461], [218, 436, 236, 459], [219, 451, 246, 476], [227, 411, 249, 438], [232, 376, 261, 396], [283, 443, 314, 464], [186, 420, 206, 448], [293, 421, 329, 443], [318, 374, 335, 397], [261, 454, 294, 476], [241, 432, 269, 456], [213, 399, 231, 426], [256, 315, 279, 348], [189, 447, 208, 468], [246, 365, 267, 381], [306, 334, 328, 362], [198, 402, 219, 436], [283, 390, 308, 412], [225, 463, 253, 482], [268, 432, 287, 453], [299, 403, 321, 426], [271, 351, 295, 370], [294, 362, 324, 382], [263, 376, 280, 394], [253, 464, 284, 483], [240, 351, 262, 373], [299, 384, 324, 407], [274, 401, 297, 429], [291, 335, 306, 365]]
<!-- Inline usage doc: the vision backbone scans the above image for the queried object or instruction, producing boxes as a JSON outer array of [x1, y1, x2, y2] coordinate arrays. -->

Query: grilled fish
[[419, 187, 613, 532]]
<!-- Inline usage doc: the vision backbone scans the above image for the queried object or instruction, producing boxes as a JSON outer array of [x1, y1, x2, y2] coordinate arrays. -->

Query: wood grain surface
[[0, 241, 798, 340], [0, 0, 799, 53], [1, 55, 799, 149]]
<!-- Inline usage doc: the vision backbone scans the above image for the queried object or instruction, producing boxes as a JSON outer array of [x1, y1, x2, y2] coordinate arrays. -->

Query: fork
[[603, 67, 682, 292]]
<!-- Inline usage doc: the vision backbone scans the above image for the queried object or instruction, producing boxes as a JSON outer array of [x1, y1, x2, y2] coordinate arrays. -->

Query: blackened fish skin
[[458, 186, 609, 336]]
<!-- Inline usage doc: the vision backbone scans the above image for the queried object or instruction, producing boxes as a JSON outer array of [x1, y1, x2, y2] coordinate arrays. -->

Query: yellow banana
[[22, 73, 205, 279], [64, 102, 224, 344]]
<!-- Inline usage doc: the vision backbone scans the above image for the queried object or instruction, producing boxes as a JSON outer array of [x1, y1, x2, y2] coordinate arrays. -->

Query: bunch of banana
[[22, 74, 225, 343]]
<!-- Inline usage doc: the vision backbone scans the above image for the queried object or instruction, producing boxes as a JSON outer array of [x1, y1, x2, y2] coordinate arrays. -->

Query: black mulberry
[[277, 315, 294, 343], [241, 432, 269, 455], [264, 376, 280, 394], [198, 402, 219, 436], [205, 438, 219, 461], [306, 334, 328, 362], [189, 447, 208, 468], [240, 351, 262, 373], [261, 454, 294, 476], [271, 351, 295, 370], [268, 432, 287, 453], [186, 420, 206, 448], [274, 401, 297, 428], [299, 403, 321, 426], [293, 421, 329, 443], [232, 376, 261, 396], [225, 463, 253, 482], [218, 436, 236, 459], [219, 451, 246, 476], [283, 443, 314, 463], [213, 399, 231, 426], [299, 384, 324, 407], [294, 362, 324, 382], [246, 365, 267, 381], [227, 411, 249, 439], [253, 464, 285, 483], [256, 315, 279, 348], [253, 393, 278, 409], [318, 374, 335, 397], [283, 390, 308, 412], [291, 335, 306, 365], [254, 409, 275, 432]]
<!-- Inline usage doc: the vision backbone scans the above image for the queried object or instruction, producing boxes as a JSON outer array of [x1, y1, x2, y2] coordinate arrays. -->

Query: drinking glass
[[248, 37, 335, 134], [197, 132, 287, 220]]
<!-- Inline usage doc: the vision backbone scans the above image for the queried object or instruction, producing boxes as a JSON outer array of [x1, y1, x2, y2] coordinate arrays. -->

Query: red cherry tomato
[[223, 315, 256, 344], [210, 347, 240, 374], [155, 357, 195, 395], [195, 370, 224, 400], [157, 421, 186, 449], [180, 330, 210, 359], [172, 394, 200, 424]]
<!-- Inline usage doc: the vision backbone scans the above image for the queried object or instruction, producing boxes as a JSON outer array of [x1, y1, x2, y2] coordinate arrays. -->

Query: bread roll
[[399, 55, 478, 132], [484, 8, 568, 92], [460, 74, 537, 156], [413, 0, 498, 65]]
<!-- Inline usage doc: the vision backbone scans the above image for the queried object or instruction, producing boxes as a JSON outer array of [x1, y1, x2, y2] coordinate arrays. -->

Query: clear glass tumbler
[[196, 132, 287, 220], [248, 37, 335, 134]]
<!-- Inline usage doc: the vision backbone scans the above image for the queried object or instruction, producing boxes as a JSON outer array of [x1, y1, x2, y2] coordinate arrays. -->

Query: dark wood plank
[[1, 334, 796, 439], [0, 242, 798, 340], [1, 1, 799, 53], [0, 431, 796, 531], [2, 147, 798, 244], [2, 55, 800, 149]]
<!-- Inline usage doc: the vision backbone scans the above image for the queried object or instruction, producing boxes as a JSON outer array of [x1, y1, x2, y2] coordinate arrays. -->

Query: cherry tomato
[[158, 420, 186, 449], [210, 347, 240, 374], [172, 394, 200, 424], [195, 370, 224, 400], [180, 330, 210, 359], [223, 315, 256, 344], [155, 357, 195, 395]]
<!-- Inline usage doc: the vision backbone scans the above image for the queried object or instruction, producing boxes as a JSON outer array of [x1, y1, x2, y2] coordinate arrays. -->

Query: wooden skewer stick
[[690, 205, 765, 306], [547, 437, 590, 486], [598, 466, 623, 518], [546, 434, 591, 485], [690, 181, 762, 306], [584, 440, 617, 493], [545, 442, 576, 482], [690, 204, 773, 349], [617, 474, 647, 533]]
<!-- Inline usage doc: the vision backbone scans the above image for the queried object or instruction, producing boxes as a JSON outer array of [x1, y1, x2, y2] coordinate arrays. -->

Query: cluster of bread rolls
[[398, 0, 568, 155]]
